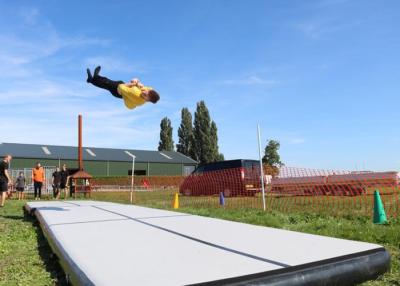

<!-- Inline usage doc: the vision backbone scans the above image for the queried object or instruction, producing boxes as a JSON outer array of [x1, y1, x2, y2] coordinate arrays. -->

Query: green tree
[[176, 108, 195, 159], [262, 140, 283, 167], [193, 101, 211, 163], [210, 121, 223, 161], [158, 117, 174, 151]]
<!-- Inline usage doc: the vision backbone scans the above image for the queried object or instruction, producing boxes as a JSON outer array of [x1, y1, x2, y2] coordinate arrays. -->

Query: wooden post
[[78, 114, 83, 171]]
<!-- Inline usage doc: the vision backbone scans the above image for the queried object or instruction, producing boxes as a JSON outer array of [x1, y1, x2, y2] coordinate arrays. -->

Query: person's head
[[36, 162, 41, 168], [3, 155, 12, 163], [62, 164, 67, 171], [56, 167, 60, 172], [141, 89, 160, 104], [19, 171, 24, 176]]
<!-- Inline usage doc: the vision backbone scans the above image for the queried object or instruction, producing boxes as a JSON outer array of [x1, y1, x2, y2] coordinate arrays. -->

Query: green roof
[[0, 143, 197, 164]]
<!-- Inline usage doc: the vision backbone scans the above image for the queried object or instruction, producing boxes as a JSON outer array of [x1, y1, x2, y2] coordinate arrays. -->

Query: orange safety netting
[[90, 166, 400, 218]]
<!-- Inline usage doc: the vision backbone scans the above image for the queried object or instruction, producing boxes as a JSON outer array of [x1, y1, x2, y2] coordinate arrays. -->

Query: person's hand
[[130, 78, 139, 85]]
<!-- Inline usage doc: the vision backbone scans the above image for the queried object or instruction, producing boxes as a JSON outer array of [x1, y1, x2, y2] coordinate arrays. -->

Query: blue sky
[[0, 0, 399, 171]]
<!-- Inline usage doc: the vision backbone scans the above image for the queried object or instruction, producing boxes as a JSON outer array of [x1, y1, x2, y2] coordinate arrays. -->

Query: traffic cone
[[173, 192, 179, 209], [219, 192, 225, 207], [373, 190, 388, 224]]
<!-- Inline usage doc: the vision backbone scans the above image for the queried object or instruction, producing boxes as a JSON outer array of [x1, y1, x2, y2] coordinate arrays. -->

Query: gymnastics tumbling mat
[[25, 201, 390, 286]]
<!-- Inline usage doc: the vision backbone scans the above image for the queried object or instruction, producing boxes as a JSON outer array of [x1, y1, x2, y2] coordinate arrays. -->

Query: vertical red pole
[[78, 114, 83, 170]]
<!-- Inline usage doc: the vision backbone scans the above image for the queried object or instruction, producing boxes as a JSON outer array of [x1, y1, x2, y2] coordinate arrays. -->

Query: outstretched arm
[[124, 78, 142, 88]]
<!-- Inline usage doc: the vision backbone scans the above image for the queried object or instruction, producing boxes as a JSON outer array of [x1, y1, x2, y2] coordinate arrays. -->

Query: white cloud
[[0, 6, 159, 150], [295, 23, 321, 39], [221, 76, 277, 86], [293, 12, 363, 40], [0, 77, 161, 150], [19, 7, 40, 25], [289, 138, 306, 145], [84, 56, 148, 74], [0, 6, 110, 81], [318, 0, 350, 7]]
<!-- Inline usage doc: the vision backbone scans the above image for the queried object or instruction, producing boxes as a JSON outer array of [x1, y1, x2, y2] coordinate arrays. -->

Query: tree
[[210, 121, 222, 162], [158, 117, 174, 151], [262, 140, 283, 167], [193, 101, 211, 163], [193, 101, 225, 164], [176, 108, 195, 159]]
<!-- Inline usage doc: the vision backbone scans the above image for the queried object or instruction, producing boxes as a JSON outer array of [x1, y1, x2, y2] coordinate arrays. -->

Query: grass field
[[0, 191, 399, 285]]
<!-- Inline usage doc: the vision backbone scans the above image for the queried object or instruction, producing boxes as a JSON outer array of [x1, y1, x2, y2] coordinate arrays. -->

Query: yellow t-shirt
[[117, 84, 152, 109]]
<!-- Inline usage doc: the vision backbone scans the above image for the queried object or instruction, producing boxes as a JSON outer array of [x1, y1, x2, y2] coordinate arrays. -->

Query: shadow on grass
[[21, 211, 69, 286]]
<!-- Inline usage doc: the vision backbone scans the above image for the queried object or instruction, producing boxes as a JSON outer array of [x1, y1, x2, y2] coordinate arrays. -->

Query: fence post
[[257, 124, 266, 211]]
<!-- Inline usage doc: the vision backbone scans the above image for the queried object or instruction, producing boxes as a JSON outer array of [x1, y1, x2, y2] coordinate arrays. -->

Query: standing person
[[15, 171, 26, 200], [52, 167, 62, 199], [60, 164, 70, 199], [32, 162, 45, 200], [0, 155, 12, 207]]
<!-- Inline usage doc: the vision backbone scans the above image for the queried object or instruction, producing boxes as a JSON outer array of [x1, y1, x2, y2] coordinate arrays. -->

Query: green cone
[[373, 190, 388, 224]]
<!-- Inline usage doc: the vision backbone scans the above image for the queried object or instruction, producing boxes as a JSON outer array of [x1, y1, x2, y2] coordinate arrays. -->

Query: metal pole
[[257, 124, 266, 211], [130, 156, 136, 204]]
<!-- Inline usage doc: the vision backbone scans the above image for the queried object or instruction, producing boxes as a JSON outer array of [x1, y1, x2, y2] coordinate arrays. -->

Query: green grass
[[0, 200, 67, 286], [0, 191, 399, 285]]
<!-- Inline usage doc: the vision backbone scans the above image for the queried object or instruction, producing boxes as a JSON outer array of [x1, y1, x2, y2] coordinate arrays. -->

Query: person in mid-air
[[86, 66, 160, 109]]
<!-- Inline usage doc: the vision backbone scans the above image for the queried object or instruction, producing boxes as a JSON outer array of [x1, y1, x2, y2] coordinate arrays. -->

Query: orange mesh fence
[[90, 166, 400, 218], [267, 167, 399, 217], [92, 176, 185, 190]]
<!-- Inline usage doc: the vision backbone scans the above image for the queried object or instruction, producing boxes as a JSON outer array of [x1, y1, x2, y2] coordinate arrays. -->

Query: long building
[[0, 143, 197, 177]]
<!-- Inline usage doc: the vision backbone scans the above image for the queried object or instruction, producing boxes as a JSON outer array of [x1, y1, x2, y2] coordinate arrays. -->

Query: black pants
[[53, 183, 61, 198], [34, 181, 42, 198], [90, 75, 124, 98], [0, 178, 8, 193]]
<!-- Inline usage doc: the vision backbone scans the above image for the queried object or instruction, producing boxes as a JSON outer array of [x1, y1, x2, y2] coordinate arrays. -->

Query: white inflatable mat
[[25, 201, 390, 286]]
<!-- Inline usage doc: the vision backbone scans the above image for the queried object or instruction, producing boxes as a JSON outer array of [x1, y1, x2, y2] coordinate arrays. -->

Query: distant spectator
[[52, 167, 62, 199], [15, 171, 26, 200], [0, 155, 12, 207], [32, 162, 45, 200], [60, 164, 70, 199]]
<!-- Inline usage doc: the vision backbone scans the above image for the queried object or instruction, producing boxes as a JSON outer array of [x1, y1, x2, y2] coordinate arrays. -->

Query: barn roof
[[0, 143, 197, 164]]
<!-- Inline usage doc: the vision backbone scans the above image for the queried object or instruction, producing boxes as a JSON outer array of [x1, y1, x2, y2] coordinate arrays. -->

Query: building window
[[128, 170, 146, 176]]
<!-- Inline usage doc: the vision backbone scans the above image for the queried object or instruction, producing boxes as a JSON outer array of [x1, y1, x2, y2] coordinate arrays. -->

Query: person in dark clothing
[[0, 155, 12, 207], [52, 167, 62, 199], [15, 171, 26, 200], [60, 164, 70, 199]]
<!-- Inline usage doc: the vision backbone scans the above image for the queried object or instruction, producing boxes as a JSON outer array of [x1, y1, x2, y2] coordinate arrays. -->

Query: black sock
[[94, 66, 101, 77], [86, 68, 93, 83]]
